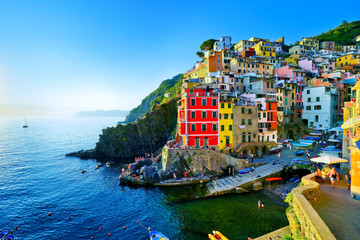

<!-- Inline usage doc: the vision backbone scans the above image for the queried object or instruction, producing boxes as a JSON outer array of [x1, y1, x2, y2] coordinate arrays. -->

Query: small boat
[[304, 136, 321, 141], [292, 142, 311, 148], [295, 150, 305, 156], [266, 177, 282, 182], [321, 146, 341, 152], [238, 167, 254, 174], [155, 177, 211, 187], [292, 159, 311, 165], [269, 146, 282, 154], [290, 177, 300, 182], [309, 131, 323, 136], [3, 235, 14, 240], [22, 118, 28, 128], [149, 230, 169, 240], [208, 231, 228, 240], [106, 161, 114, 167], [299, 139, 314, 144], [0, 230, 8, 239]]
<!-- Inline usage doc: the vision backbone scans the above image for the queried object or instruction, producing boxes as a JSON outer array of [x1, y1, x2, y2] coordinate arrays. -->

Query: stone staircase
[[205, 162, 285, 197]]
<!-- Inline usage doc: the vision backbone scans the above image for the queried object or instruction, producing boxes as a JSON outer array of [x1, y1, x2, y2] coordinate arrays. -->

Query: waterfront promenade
[[312, 180, 360, 240]]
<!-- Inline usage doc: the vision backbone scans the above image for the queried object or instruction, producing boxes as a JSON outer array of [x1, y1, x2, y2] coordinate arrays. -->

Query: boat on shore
[[269, 146, 282, 154], [208, 231, 228, 240], [292, 142, 311, 148], [238, 167, 254, 174], [295, 150, 305, 156], [309, 131, 323, 136], [149, 230, 169, 240], [303, 135, 321, 141], [154, 177, 211, 187]]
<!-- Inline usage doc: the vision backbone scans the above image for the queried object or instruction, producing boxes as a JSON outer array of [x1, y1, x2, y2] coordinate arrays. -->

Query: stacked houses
[[174, 35, 360, 157]]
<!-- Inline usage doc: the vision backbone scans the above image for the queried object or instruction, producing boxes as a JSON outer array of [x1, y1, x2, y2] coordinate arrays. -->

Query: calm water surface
[[0, 118, 288, 240]]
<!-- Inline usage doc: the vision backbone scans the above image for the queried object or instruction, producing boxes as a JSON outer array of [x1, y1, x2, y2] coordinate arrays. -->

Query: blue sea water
[[0, 118, 288, 240]]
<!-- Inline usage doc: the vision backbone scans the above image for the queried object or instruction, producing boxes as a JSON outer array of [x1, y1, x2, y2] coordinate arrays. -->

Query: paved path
[[312, 180, 360, 240], [205, 161, 285, 196]]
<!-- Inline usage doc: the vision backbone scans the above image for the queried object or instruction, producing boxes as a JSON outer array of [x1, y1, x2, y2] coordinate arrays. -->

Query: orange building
[[204, 50, 223, 74]]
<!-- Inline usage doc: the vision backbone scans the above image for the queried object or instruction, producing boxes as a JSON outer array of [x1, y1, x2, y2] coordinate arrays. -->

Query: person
[[277, 152, 281, 160], [321, 169, 327, 183], [272, 159, 275, 165], [345, 170, 351, 190], [173, 173, 176, 181], [250, 153, 254, 165], [289, 155, 292, 162], [258, 200, 261, 208], [315, 168, 322, 182], [329, 167, 339, 188], [200, 179, 203, 187], [184, 171, 187, 179]]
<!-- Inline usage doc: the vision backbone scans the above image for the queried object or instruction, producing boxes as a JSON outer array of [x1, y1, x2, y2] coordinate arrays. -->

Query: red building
[[177, 88, 219, 148], [266, 101, 277, 130]]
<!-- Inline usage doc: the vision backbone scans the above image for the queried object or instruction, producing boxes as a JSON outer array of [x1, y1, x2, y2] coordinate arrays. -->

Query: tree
[[294, 41, 300, 45], [196, 51, 204, 59], [200, 39, 217, 51], [342, 20, 348, 25]]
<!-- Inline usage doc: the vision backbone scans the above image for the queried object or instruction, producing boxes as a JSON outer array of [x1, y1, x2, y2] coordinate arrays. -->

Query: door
[[195, 137, 200, 148], [204, 137, 208, 148]]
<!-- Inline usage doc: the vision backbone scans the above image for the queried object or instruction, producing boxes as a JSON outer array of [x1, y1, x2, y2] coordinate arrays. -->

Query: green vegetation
[[282, 234, 294, 240], [313, 20, 360, 45], [124, 74, 182, 122], [200, 39, 217, 51], [196, 51, 204, 59], [285, 192, 293, 204]]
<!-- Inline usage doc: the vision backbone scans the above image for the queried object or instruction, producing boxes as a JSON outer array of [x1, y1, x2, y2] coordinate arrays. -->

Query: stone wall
[[289, 173, 336, 240], [162, 146, 250, 174]]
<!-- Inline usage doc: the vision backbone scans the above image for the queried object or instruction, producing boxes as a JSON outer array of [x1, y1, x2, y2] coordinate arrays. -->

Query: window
[[241, 119, 245, 125], [248, 119, 252, 125], [263, 112, 266, 117], [202, 111, 207, 118], [221, 125, 224, 131], [271, 83, 273, 88], [315, 105, 321, 110], [228, 103, 231, 108], [316, 97, 320, 102], [191, 111, 196, 118], [306, 106, 311, 110], [212, 99, 217, 106], [267, 82, 269, 88], [229, 125, 233, 131], [221, 103, 224, 108], [189, 89, 194, 95], [258, 113, 261, 118], [191, 124, 196, 131], [315, 115, 319, 122], [213, 124, 217, 131], [202, 98, 207, 106], [224, 113, 229, 119], [307, 98, 311, 102], [241, 108, 245, 114], [202, 124, 207, 131], [191, 98, 196, 106], [248, 109, 252, 114], [231, 113, 233, 119], [306, 90, 310, 94], [212, 111, 217, 118]]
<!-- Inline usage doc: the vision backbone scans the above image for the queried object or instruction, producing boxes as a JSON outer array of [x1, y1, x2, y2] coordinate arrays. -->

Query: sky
[[0, 0, 359, 118]]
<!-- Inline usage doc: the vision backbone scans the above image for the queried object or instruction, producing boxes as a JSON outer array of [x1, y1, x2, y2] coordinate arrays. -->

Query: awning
[[329, 127, 343, 132], [310, 156, 348, 164], [341, 116, 360, 129]]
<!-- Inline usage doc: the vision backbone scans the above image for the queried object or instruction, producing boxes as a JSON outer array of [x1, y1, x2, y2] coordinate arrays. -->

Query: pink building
[[274, 65, 306, 82], [299, 59, 319, 75], [320, 41, 335, 50]]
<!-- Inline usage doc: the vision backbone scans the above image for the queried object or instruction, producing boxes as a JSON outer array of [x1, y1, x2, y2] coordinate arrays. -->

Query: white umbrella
[[310, 155, 348, 164]]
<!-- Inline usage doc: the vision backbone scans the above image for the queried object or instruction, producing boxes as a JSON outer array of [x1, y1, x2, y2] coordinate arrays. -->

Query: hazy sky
[[0, 0, 359, 118]]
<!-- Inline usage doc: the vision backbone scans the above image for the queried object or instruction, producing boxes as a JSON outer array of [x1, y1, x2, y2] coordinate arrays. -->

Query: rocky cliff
[[67, 98, 179, 160]]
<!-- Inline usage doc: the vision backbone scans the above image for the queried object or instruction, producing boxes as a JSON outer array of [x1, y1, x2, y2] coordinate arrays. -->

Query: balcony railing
[[184, 92, 219, 97]]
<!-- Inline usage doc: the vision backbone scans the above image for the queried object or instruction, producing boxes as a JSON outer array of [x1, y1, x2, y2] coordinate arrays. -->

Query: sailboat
[[22, 118, 28, 128]]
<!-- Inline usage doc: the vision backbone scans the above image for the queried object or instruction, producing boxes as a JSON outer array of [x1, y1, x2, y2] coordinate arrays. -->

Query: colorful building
[[289, 45, 316, 56], [219, 101, 234, 153], [252, 41, 276, 58], [336, 54, 360, 68], [177, 88, 219, 148], [204, 50, 223, 74], [341, 78, 360, 200], [320, 41, 335, 50]]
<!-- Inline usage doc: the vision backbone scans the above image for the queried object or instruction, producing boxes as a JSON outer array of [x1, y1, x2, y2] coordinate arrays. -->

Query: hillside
[[73, 110, 129, 118], [123, 74, 182, 122], [314, 20, 360, 45]]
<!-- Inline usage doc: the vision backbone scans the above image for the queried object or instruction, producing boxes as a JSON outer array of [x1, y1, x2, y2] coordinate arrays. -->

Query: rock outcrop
[[66, 98, 179, 160]]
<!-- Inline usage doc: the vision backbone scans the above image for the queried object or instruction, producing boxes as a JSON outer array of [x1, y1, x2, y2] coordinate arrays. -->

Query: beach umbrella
[[310, 155, 348, 164]]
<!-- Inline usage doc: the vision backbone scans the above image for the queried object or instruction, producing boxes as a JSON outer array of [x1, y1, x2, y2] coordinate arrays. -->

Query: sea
[[0, 118, 288, 240]]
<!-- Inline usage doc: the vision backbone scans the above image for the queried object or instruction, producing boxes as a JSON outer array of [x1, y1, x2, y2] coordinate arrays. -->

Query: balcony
[[184, 92, 219, 97]]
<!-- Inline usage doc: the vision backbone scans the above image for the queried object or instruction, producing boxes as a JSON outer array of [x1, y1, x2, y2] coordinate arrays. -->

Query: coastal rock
[[67, 99, 179, 160], [142, 166, 160, 184]]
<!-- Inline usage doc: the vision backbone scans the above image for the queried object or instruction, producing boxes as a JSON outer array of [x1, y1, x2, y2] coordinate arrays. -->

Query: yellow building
[[300, 37, 319, 50], [341, 79, 360, 200], [252, 41, 276, 58], [219, 101, 234, 153], [230, 58, 273, 75], [285, 54, 301, 66], [336, 54, 360, 68]]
